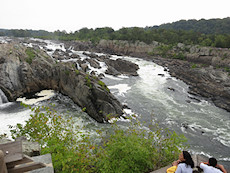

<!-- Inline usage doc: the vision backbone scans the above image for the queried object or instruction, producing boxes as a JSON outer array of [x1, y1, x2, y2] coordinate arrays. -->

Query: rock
[[105, 66, 121, 76], [90, 71, 96, 76], [98, 73, 105, 79], [97, 40, 157, 58], [83, 52, 99, 59], [158, 74, 165, 77], [0, 42, 124, 122], [167, 87, 175, 91], [105, 58, 139, 76], [80, 63, 88, 72], [152, 57, 230, 112], [177, 43, 185, 49], [70, 53, 80, 59], [87, 58, 101, 69]]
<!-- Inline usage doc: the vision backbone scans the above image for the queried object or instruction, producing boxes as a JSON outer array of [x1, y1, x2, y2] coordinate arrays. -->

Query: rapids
[[0, 37, 229, 168]]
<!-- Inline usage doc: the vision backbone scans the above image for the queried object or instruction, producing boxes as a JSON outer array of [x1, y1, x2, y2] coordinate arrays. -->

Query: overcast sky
[[1, 0, 229, 32]]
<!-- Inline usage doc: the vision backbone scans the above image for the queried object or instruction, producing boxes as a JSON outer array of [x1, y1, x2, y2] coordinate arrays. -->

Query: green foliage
[[96, 117, 187, 172], [98, 80, 110, 92], [82, 107, 86, 112], [2, 21, 230, 48], [25, 47, 36, 64], [150, 44, 173, 57], [75, 70, 80, 75], [156, 17, 230, 35], [8, 105, 187, 173], [9, 104, 96, 173], [172, 52, 186, 60], [85, 74, 92, 89], [191, 64, 198, 68]]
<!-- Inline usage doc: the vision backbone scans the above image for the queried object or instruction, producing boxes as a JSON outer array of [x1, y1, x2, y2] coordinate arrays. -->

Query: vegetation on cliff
[[8, 104, 187, 173]]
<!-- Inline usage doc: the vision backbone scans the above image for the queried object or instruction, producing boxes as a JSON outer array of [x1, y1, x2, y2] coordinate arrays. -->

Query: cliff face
[[94, 40, 230, 112], [0, 42, 123, 122]]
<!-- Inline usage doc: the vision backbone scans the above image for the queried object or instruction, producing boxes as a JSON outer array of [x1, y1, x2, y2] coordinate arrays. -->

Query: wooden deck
[[0, 141, 45, 173]]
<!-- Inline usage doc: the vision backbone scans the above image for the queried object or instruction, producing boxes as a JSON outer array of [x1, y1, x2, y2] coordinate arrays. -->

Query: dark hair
[[209, 157, 217, 167], [182, 151, 194, 168]]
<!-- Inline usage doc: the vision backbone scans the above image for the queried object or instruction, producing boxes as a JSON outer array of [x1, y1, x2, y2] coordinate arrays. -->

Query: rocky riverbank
[[0, 40, 138, 122], [50, 39, 230, 112], [1, 37, 230, 113], [93, 40, 230, 112]]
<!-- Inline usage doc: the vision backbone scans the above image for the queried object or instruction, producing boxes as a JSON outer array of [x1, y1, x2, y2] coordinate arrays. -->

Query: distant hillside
[[0, 29, 52, 37], [154, 17, 230, 34], [1, 17, 230, 48]]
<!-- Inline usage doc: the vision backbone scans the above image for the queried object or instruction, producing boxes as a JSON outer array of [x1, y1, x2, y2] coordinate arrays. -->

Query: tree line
[[153, 17, 230, 34], [0, 18, 230, 48]]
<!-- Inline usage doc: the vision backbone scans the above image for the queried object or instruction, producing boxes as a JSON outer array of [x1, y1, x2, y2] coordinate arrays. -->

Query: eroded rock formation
[[0, 42, 123, 122]]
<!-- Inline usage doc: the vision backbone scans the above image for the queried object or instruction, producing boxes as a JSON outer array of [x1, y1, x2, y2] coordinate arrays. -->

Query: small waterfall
[[0, 89, 8, 104]]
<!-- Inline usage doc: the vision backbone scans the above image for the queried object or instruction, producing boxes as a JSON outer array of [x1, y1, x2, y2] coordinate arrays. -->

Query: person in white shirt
[[171, 151, 194, 173], [200, 157, 227, 173]]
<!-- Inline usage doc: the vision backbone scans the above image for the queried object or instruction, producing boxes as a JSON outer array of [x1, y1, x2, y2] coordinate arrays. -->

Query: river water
[[0, 38, 229, 168]]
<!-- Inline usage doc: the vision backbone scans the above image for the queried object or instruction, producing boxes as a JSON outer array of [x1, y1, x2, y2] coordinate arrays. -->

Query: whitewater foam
[[16, 90, 55, 105]]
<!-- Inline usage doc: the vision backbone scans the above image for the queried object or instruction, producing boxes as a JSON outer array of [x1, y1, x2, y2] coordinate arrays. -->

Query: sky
[[1, 0, 229, 32]]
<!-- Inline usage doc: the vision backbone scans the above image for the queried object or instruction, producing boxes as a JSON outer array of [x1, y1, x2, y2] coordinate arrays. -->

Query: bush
[[9, 104, 96, 173], [96, 117, 187, 172], [8, 105, 187, 173]]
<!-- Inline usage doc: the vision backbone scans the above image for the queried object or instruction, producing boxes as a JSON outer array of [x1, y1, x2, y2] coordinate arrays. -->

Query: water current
[[0, 37, 229, 168]]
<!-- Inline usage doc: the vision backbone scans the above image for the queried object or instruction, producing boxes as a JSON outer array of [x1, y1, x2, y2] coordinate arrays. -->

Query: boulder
[[104, 58, 139, 76], [87, 58, 101, 69]]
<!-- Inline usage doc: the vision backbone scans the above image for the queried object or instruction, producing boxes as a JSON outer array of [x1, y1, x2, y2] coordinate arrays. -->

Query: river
[[0, 38, 229, 168]]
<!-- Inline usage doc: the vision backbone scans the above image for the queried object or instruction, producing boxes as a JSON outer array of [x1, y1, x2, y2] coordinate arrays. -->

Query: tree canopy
[[1, 18, 230, 48]]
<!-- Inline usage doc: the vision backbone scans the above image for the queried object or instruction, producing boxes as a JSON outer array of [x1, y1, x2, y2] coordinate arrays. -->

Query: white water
[[0, 89, 8, 104], [103, 56, 230, 167], [0, 37, 229, 167]]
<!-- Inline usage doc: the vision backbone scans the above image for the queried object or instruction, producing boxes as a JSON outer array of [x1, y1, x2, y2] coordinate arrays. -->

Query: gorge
[[0, 37, 230, 169]]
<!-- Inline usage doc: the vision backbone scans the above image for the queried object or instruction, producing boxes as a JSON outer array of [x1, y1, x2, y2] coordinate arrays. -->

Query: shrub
[[8, 105, 187, 173], [173, 52, 186, 60], [25, 48, 36, 64], [96, 117, 187, 172], [75, 70, 80, 75], [9, 104, 96, 173]]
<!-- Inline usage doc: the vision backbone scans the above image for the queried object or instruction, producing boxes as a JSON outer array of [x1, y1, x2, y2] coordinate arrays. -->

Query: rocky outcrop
[[104, 58, 139, 76], [153, 57, 230, 112], [96, 40, 158, 58], [89, 40, 230, 112], [78, 52, 139, 76], [0, 42, 123, 122]]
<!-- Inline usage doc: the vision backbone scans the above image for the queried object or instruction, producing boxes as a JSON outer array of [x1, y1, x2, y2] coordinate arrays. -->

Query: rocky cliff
[[94, 40, 230, 112], [0, 42, 124, 122]]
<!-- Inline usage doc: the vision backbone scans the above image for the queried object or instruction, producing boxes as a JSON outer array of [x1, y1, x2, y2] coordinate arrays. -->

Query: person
[[167, 151, 194, 173], [200, 157, 227, 173], [0, 150, 8, 173]]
